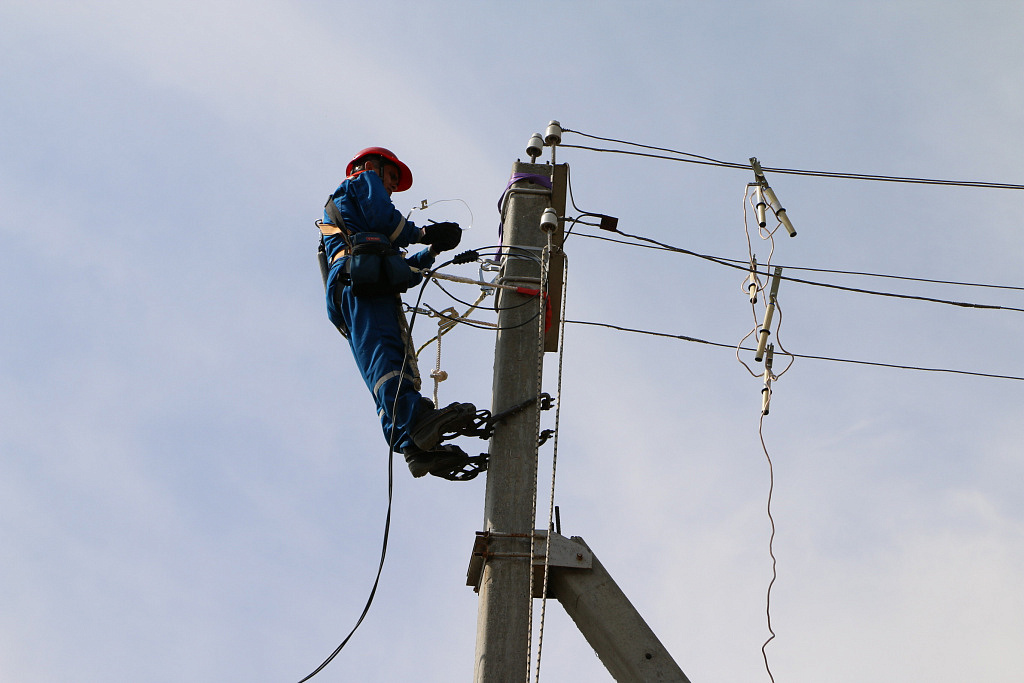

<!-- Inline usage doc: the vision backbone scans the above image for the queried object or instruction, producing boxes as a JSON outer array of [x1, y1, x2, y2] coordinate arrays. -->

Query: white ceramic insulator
[[777, 209, 797, 237], [755, 186, 767, 228], [540, 207, 559, 232], [527, 133, 544, 159], [755, 328, 770, 362], [544, 120, 562, 146]]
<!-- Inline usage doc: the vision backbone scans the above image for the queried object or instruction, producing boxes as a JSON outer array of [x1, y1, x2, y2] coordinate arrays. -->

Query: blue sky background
[[2, 2, 1023, 682]]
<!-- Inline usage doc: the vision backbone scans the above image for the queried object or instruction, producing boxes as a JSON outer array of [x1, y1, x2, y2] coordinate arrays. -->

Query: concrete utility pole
[[472, 162, 556, 683], [470, 155, 690, 683]]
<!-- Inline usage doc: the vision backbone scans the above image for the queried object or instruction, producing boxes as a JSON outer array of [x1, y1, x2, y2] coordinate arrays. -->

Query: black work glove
[[421, 221, 462, 252]]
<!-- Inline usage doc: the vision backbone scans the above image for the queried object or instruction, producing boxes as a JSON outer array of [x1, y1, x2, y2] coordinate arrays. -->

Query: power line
[[562, 129, 1024, 191], [565, 319, 1024, 382], [572, 227, 1024, 313], [572, 230, 1024, 293]]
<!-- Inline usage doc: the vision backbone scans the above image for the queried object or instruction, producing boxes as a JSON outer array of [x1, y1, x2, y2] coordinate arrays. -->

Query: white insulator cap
[[540, 207, 559, 232], [527, 133, 544, 160], [544, 120, 562, 146], [777, 209, 797, 237], [755, 186, 767, 228], [754, 327, 771, 363], [761, 185, 796, 236]]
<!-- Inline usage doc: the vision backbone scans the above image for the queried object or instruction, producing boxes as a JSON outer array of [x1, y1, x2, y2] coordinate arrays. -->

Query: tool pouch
[[347, 233, 417, 296]]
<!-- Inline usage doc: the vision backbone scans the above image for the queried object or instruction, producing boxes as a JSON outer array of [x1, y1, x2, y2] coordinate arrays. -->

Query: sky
[[2, 1, 1023, 682]]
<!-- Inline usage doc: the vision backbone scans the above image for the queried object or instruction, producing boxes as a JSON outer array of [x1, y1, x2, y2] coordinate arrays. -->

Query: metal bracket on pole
[[466, 530, 593, 596]]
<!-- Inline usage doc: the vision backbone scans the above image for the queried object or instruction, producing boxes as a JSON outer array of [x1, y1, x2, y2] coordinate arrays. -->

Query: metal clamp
[[442, 393, 554, 442], [466, 530, 594, 594]]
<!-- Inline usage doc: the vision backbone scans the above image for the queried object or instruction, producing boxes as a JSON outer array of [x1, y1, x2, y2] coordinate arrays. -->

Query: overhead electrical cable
[[561, 128, 1024, 191], [573, 230, 1024, 293], [577, 227, 1024, 313], [565, 319, 1024, 382]]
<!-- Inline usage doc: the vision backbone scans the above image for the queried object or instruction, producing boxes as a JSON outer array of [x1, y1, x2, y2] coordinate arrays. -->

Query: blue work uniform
[[322, 169, 436, 452]]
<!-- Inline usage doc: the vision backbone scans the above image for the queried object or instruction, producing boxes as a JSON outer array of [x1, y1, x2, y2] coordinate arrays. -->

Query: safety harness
[[319, 192, 422, 304]]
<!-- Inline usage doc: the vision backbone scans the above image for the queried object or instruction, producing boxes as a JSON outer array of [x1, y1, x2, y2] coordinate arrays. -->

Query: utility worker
[[319, 147, 477, 478]]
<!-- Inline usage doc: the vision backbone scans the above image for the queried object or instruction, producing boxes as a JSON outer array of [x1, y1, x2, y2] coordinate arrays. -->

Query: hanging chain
[[524, 232, 551, 683], [533, 246, 568, 683]]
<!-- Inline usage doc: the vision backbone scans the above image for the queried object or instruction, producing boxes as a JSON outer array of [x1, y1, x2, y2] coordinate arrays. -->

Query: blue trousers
[[330, 284, 426, 452]]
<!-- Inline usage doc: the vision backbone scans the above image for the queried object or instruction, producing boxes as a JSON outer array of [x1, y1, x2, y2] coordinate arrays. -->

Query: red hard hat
[[346, 146, 413, 192]]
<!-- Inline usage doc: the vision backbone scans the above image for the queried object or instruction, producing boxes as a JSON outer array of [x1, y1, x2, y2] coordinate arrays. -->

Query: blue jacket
[[323, 170, 436, 321], [323, 170, 427, 253]]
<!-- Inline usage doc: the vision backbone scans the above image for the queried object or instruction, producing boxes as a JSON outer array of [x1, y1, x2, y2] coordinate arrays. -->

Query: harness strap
[[324, 193, 348, 232], [316, 222, 352, 264], [317, 220, 344, 236], [325, 189, 409, 244], [321, 193, 354, 270]]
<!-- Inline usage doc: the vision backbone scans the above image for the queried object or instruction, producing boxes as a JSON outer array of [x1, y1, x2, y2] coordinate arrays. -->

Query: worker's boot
[[409, 401, 477, 451], [403, 443, 471, 478]]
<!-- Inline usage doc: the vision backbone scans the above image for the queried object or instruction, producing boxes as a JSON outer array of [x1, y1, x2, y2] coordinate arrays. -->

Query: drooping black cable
[[296, 459, 394, 683], [563, 164, 606, 240], [423, 277, 543, 333], [591, 227, 1024, 313], [296, 274, 434, 683], [423, 246, 546, 329], [564, 319, 1024, 382], [574, 230, 1024, 293], [563, 155, 1022, 307], [428, 275, 537, 318]]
